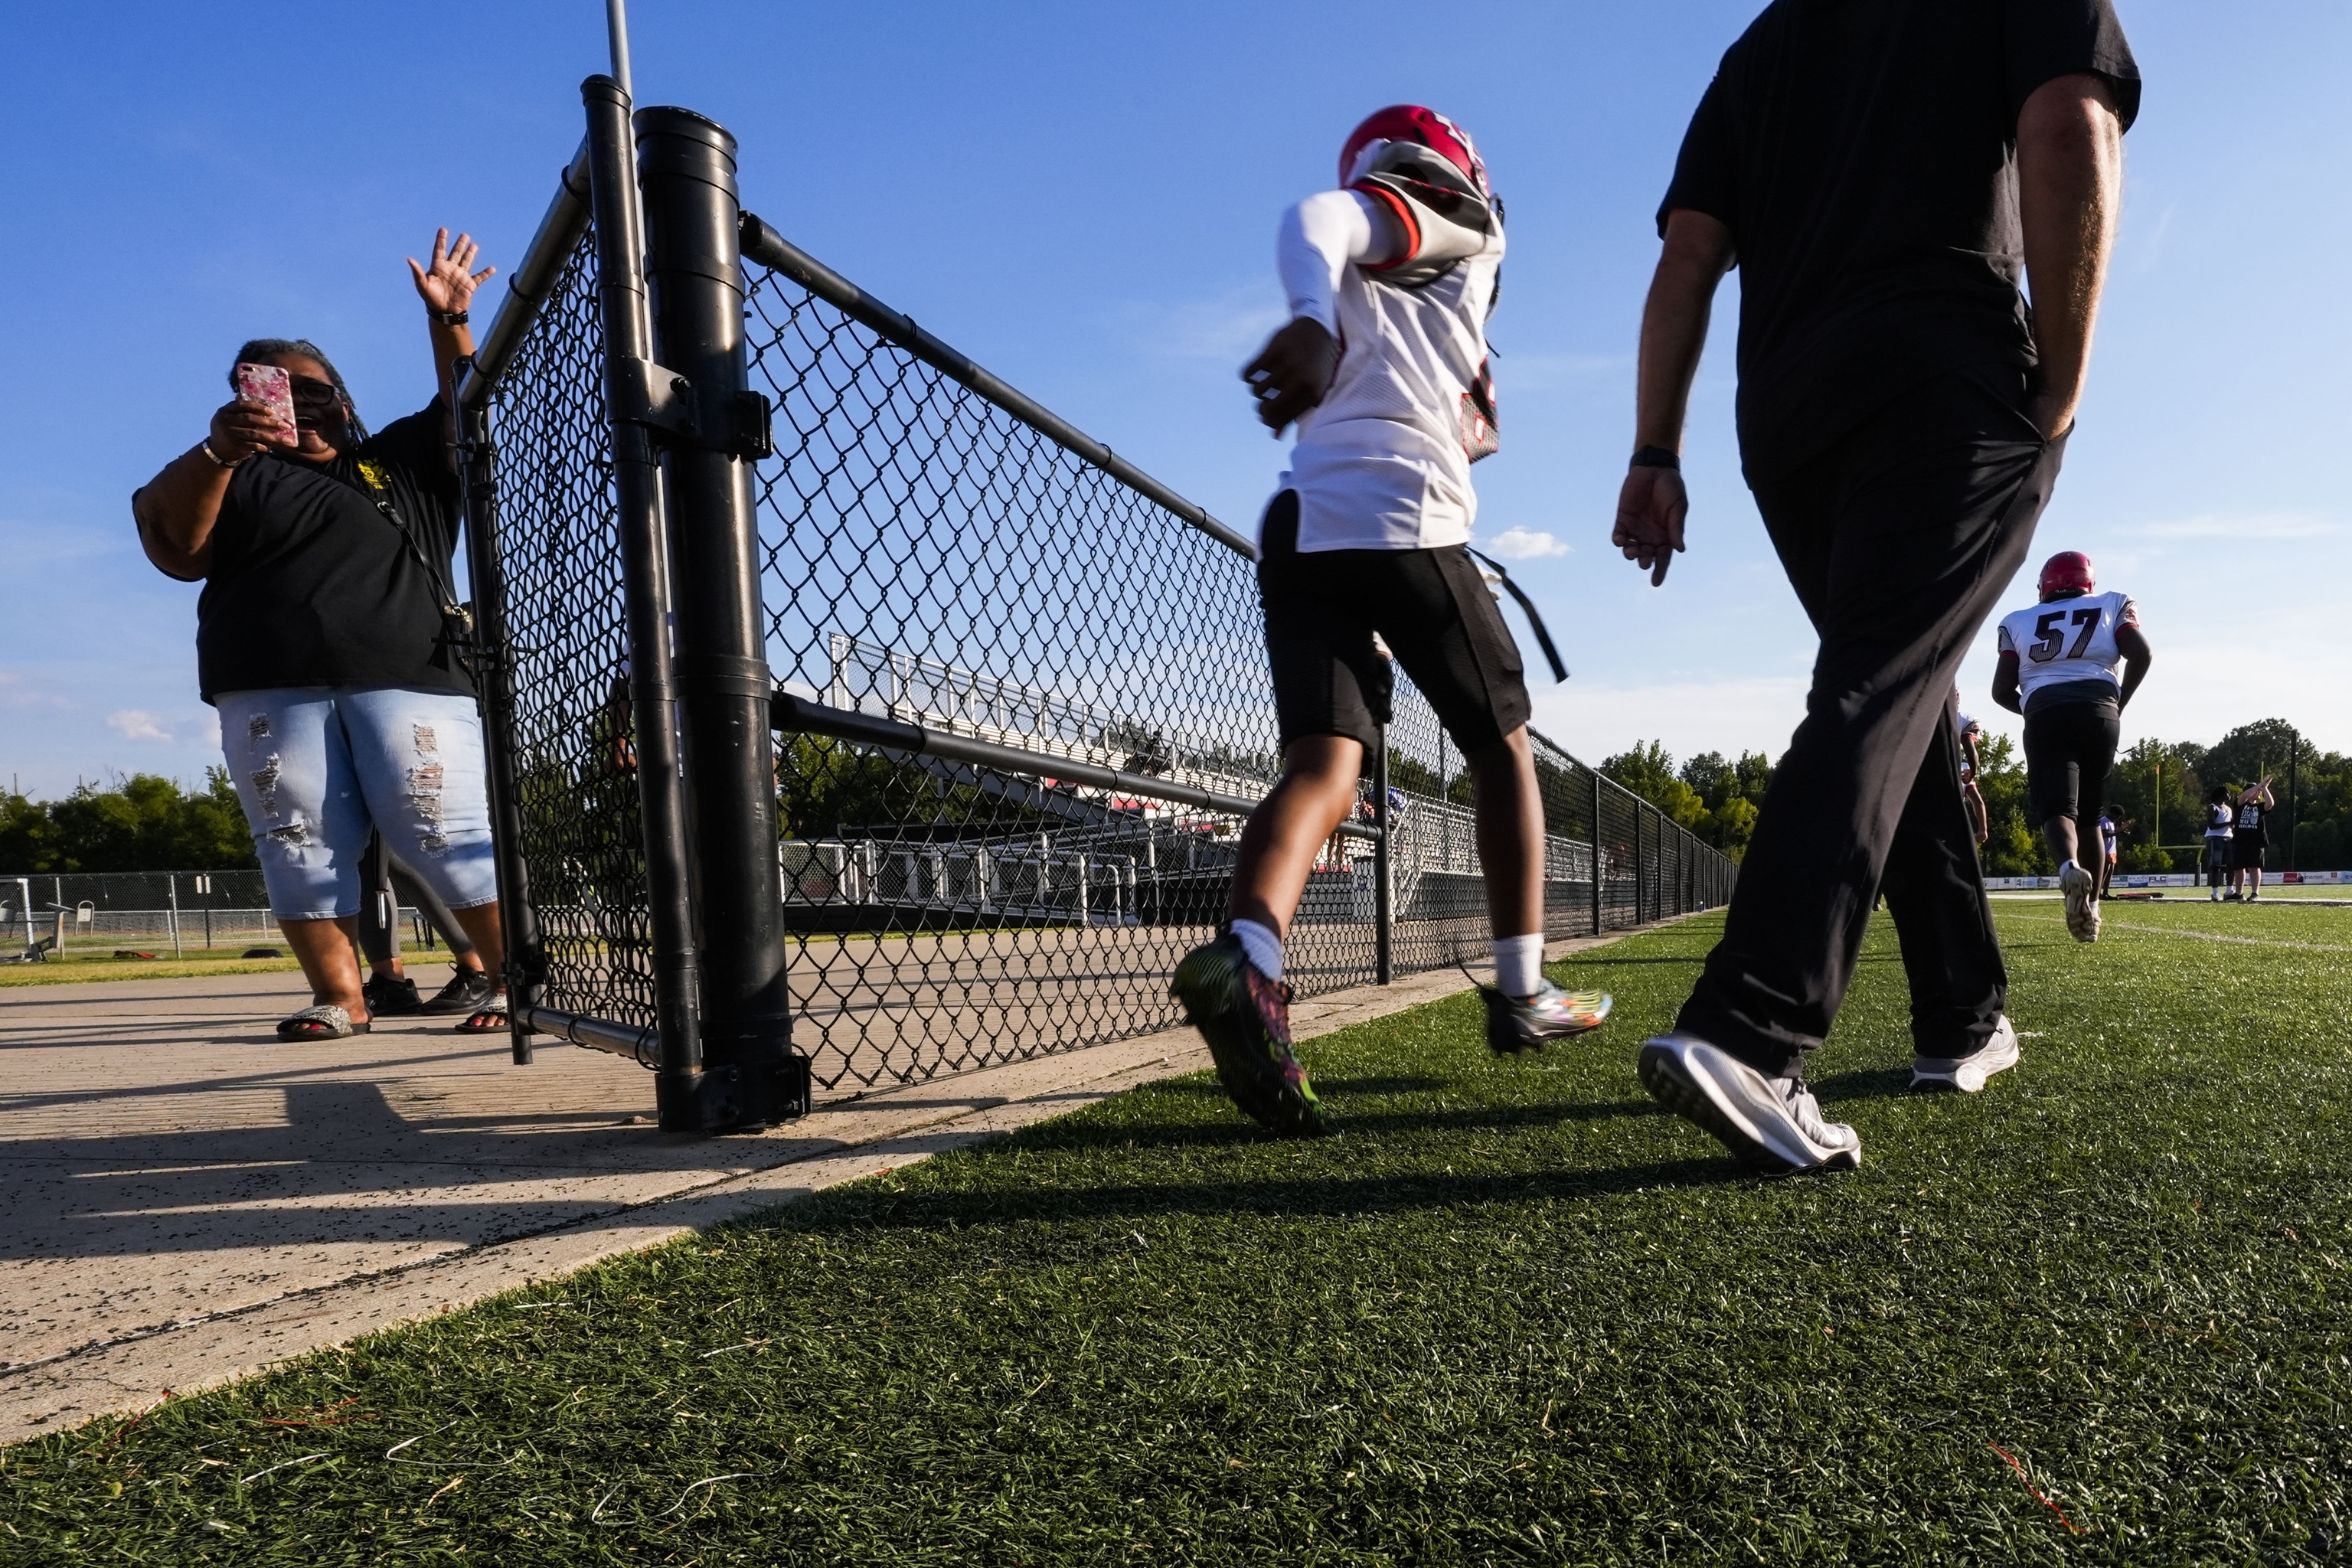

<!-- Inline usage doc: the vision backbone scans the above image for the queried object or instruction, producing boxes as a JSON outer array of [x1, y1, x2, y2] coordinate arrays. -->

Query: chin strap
[[1467, 548, 1568, 683]]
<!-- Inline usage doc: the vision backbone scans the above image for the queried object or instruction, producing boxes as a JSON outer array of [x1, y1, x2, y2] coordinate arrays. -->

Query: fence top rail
[[738, 211, 1256, 562]]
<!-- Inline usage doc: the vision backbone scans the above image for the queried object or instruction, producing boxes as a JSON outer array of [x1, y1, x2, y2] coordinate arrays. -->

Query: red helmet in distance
[[2037, 550, 2096, 601], [1338, 105, 1491, 201]]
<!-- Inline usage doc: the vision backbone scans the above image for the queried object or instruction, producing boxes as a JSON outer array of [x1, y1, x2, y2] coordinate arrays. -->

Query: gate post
[[1373, 725, 1393, 985], [635, 103, 808, 1127], [583, 74, 709, 1126]]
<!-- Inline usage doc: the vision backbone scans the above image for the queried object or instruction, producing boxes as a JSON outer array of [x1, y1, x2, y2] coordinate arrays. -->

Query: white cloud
[[2139, 511, 2337, 541], [1481, 526, 1570, 560], [107, 710, 173, 743]]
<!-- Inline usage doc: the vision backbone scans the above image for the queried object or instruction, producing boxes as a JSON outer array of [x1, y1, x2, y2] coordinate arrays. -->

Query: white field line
[[2007, 914, 2352, 954]]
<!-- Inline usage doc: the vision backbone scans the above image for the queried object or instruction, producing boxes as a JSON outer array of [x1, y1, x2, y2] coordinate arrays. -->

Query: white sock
[[1494, 933, 1545, 998], [2059, 858, 2076, 879], [1230, 918, 1283, 982]]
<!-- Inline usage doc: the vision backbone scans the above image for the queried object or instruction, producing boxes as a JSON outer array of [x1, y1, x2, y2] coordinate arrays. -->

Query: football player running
[[1171, 106, 1608, 1138], [2095, 804, 2122, 899], [1992, 551, 2151, 942], [2231, 777, 2275, 900]]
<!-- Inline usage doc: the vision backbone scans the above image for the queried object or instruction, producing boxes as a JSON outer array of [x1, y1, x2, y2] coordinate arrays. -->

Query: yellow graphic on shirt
[[354, 459, 390, 494]]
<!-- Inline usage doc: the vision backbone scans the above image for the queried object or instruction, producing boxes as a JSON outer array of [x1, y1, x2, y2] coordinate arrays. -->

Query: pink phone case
[[233, 362, 296, 437]]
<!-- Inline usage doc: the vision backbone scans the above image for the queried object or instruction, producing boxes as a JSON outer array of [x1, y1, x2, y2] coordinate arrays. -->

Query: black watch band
[[1629, 445, 1681, 472], [432, 309, 470, 327]]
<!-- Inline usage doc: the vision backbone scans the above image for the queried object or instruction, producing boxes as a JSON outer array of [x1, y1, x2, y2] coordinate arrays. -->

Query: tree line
[[11, 717, 2345, 877], [1599, 718, 2351, 876], [2, 770, 258, 874]]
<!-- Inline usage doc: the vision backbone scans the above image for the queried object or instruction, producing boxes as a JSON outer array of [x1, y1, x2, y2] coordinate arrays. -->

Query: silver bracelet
[[200, 439, 249, 469]]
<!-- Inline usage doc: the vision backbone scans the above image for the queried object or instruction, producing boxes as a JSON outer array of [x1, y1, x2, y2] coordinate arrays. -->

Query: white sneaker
[[1910, 1014, 2021, 1093], [1638, 1034, 1861, 1174], [2060, 861, 2100, 942]]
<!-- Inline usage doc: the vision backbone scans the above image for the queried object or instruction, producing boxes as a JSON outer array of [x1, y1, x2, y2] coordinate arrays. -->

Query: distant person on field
[[1992, 550, 2151, 943], [1612, 0, 2138, 1168], [2201, 785, 2234, 902], [2095, 804, 2121, 899], [2230, 777, 2275, 901], [1171, 106, 1609, 1138], [1956, 710, 1990, 848], [131, 230, 511, 1042]]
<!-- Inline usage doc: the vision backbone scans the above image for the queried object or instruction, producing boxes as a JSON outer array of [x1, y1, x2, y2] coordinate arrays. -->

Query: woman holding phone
[[131, 228, 510, 1041]]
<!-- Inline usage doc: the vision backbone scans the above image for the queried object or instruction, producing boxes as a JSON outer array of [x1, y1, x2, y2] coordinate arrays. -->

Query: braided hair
[[227, 338, 371, 443]]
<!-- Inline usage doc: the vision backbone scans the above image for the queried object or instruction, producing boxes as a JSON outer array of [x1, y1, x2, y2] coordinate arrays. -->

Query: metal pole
[[637, 103, 803, 1126], [1634, 805, 1645, 926], [1373, 726, 1393, 985], [2285, 733, 2305, 879], [605, 0, 634, 99], [583, 74, 707, 1126], [168, 874, 181, 959], [455, 389, 542, 1067], [1589, 767, 1604, 936]]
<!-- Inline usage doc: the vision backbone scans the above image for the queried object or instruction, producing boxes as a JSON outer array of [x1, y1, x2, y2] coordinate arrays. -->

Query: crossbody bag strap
[[341, 462, 469, 626], [1466, 547, 1568, 684]]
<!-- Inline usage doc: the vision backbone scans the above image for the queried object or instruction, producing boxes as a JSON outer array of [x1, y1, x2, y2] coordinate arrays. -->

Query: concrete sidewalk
[[0, 926, 1670, 1441]]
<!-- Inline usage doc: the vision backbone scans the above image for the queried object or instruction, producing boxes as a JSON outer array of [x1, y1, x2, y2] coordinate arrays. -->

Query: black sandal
[[455, 1001, 510, 1034], [276, 1004, 371, 1041]]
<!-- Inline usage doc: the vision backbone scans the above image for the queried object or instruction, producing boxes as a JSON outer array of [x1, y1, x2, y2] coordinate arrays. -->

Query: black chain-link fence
[[479, 232, 659, 1032], [469, 107, 1734, 1112]]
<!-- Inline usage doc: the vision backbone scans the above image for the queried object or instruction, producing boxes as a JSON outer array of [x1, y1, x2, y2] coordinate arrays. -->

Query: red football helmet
[[1338, 105, 1491, 201], [2037, 550, 2096, 601]]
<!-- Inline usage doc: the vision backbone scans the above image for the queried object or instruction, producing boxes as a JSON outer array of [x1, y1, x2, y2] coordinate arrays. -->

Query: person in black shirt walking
[[1609, 1, 2138, 1171], [133, 229, 510, 1041]]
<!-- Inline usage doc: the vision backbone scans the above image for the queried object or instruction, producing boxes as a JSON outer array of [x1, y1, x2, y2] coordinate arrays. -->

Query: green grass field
[[0, 946, 307, 988], [7, 901, 2349, 1563]]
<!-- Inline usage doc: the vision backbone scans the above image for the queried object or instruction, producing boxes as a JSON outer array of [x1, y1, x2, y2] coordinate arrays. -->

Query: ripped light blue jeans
[[215, 686, 499, 922]]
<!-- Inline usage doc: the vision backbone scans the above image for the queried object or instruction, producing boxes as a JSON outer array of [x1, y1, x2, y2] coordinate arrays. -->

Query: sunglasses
[[289, 374, 345, 430]]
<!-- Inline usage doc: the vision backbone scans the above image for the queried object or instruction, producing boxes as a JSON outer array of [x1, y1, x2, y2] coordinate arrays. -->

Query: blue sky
[[3, 2, 2345, 800]]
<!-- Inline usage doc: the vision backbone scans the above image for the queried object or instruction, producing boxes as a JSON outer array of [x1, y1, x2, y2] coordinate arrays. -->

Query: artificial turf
[[6, 901, 2350, 1564]]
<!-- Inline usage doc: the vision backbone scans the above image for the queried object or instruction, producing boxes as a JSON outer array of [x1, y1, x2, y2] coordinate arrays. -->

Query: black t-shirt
[[2236, 798, 2268, 838], [195, 400, 472, 702], [1660, 0, 2139, 479]]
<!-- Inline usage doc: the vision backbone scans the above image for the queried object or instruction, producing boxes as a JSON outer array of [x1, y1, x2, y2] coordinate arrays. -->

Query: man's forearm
[[2017, 74, 2124, 435], [1634, 210, 1735, 452]]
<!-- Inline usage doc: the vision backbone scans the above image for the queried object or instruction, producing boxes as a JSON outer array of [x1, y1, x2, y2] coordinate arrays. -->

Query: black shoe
[[1479, 981, 1612, 1056], [363, 973, 422, 1017], [422, 966, 500, 1015], [1171, 935, 1326, 1137]]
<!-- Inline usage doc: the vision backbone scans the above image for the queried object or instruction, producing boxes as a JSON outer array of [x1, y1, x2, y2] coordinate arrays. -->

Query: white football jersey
[[1280, 207, 1504, 552], [1997, 591, 2138, 706]]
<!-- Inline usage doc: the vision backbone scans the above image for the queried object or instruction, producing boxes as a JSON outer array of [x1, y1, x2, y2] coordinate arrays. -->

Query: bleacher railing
[[455, 77, 1736, 1131]]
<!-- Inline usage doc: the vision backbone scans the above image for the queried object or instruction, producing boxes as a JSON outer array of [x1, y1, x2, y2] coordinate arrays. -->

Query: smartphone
[[232, 362, 296, 440]]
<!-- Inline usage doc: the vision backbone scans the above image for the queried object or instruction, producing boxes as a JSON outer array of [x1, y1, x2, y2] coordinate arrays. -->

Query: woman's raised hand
[[407, 228, 496, 316]]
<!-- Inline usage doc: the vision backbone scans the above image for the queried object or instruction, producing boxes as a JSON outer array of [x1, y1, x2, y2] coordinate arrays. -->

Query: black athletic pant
[[357, 830, 475, 970], [1678, 373, 2066, 1076]]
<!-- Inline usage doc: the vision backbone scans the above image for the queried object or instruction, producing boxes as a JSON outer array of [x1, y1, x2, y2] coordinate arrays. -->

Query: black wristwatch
[[1629, 445, 1681, 472], [432, 309, 470, 327]]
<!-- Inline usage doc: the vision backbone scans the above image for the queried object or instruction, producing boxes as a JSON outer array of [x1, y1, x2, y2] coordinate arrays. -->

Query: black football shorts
[[2021, 695, 2120, 825], [1256, 489, 1532, 756], [2233, 833, 2266, 870]]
